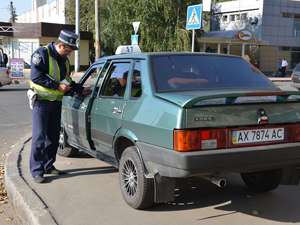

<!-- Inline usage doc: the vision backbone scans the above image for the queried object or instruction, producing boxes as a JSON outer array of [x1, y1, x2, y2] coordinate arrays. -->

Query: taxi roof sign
[[115, 45, 142, 55]]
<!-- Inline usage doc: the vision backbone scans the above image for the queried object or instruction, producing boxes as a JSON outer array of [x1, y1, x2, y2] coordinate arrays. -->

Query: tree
[[65, 0, 95, 32], [101, 0, 200, 54], [65, 0, 210, 54], [9, 1, 17, 23], [65, 0, 108, 32]]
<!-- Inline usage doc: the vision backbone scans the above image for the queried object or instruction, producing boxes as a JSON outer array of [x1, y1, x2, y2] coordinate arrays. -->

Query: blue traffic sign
[[186, 4, 202, 30]]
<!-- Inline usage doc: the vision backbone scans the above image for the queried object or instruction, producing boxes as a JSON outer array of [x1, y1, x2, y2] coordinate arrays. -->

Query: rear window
[[151, 55, 277, 92]]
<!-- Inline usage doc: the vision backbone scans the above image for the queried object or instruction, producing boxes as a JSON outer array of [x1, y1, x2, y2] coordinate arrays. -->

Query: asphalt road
[[0, 81, 31, 225], [0, 82, 31, 156]]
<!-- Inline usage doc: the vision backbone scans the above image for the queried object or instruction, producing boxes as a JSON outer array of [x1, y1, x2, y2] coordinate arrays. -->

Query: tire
[[58, 128, 78, 157], [119, 146, 154, 209], [241, 169, 282, 193]]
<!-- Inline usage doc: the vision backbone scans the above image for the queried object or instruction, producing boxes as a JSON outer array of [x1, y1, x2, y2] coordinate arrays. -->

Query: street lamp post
[[75, 0, 80, 72], [95, 0, 100, 59]]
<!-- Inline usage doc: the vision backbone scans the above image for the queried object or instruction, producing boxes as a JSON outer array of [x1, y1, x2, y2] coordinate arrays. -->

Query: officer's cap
[[58, 30, 78, 50]]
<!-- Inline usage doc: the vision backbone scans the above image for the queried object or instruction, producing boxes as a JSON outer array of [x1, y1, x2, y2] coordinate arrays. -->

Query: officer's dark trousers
[[30, 100, 62, 177]]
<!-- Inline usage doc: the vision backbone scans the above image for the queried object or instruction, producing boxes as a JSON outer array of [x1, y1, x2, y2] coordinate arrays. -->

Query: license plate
[[232, 128, 284, 144]]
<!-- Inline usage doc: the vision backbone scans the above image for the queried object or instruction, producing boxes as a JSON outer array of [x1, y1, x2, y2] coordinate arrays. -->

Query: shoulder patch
[[32, 53, 42, 65]]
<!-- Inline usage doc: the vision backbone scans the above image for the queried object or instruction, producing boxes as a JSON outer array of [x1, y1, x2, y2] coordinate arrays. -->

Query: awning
[[199, 30, 261, 44]]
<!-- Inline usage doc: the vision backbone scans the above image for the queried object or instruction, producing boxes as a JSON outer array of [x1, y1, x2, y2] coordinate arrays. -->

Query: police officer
[[29, 30, 89, 183]]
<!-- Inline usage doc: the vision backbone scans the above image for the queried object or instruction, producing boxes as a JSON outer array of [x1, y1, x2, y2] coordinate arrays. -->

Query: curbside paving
[[4, 134, 57, 225]]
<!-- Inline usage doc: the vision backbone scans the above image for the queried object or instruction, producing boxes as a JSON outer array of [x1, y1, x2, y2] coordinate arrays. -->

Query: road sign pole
[[192, 29, 195, 52], [75, 0, 80, 72]]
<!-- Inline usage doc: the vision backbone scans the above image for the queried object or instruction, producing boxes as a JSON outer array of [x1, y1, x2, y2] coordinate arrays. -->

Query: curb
[[4, 134, 58, 225]]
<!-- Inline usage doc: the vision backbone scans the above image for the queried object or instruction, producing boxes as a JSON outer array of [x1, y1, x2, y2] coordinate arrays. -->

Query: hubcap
[[121, 159, 137, 197]]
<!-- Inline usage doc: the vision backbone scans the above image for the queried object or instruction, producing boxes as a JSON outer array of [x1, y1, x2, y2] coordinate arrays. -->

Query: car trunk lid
[[155, 89, 300, 127]]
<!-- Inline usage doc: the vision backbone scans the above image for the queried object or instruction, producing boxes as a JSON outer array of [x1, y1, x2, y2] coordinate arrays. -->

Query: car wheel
[[119, 146, 154, 209], [58, 127, 78, 157], [241, 169, 282, 193]]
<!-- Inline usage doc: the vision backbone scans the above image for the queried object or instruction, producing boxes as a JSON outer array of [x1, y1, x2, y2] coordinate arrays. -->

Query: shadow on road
[[44, 166, 118, 183], [150, 175, 300, 223], [0, 88, 28, 92]]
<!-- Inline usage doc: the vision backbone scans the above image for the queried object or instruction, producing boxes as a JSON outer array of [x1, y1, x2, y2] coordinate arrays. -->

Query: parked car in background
[[0, 67, 12, 87], [58, 47, 300, 209], [291, 63, 300, 88]]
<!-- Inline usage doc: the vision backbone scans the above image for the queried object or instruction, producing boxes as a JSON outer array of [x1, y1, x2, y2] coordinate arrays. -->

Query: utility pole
[[75, 0, 80, 72], [95, 0, 101, 59], [9, 1, 17, 23]]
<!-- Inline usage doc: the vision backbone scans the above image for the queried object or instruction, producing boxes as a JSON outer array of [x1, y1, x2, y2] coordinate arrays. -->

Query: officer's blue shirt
[[30, 42, 69, 90]]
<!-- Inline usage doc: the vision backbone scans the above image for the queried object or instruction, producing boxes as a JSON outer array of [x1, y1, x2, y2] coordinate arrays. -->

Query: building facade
[[18, 0, 67, 24], [201, 0, 300, 74], [0, 22, 92, 69]]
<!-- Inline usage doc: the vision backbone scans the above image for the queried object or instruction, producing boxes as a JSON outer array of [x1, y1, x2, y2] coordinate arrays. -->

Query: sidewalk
[[5, 136, 123, 225]]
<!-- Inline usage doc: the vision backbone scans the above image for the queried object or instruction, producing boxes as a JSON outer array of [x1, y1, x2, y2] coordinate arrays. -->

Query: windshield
[[151, 54, 277, 92]]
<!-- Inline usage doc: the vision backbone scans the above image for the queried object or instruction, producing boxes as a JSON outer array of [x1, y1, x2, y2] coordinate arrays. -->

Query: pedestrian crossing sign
[[186, 4, 202, 30]]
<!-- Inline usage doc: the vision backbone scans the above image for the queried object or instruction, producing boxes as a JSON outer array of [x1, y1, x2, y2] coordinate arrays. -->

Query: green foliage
[[65, 0, 215, 54], [65, 0, 95, 32], [101, 0, 201, 54]]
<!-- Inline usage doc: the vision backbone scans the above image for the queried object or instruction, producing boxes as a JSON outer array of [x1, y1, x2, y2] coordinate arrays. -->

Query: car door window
[[101, 62, 130, 98], [79, 63, 103, 97], [95, 61, 110, 97], [131, 61, 142, 98]]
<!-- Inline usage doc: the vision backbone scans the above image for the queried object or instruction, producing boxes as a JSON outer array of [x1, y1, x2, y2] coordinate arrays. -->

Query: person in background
[[2, 53, 8, 67], [280, 58, 288, 77], [29, 30, 90, 183], [0, 48, 4, 67]]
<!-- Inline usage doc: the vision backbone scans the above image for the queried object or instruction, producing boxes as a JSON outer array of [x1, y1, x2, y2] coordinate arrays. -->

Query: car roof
[[94, 52, 242, 63]]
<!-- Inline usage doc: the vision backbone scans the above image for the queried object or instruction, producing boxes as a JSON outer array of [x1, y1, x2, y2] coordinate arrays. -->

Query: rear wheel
[[241, 169, 282, 193], [119, 146, 154, 209], [58, 128, 78, 157]]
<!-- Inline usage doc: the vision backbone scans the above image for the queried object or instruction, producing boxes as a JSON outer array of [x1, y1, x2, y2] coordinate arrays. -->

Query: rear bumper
[[137, 142, 300, 178]]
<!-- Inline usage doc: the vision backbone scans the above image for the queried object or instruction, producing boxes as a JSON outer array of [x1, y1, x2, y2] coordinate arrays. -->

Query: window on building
[[294, 18, 300, 37], [282, 12, 294, 18], [222, 15, 228, 22], [236, 14, 240, 20], [230, 15, 235, 21], [241, 13, 247, 21]]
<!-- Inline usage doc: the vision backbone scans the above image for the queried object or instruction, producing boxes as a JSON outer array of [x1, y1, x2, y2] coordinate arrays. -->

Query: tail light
[[173, 128, 227, 152], [174, 124, 300, 152], [286, 124, 300, 142]]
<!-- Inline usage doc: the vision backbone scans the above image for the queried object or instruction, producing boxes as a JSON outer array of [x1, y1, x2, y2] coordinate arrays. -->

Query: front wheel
[[119, 146, 154, 209], [241, 169, 282, 193], [58, 128, 78, 157]]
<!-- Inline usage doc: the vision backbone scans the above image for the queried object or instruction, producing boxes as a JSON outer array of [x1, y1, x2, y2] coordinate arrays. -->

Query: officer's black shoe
[[45, 167, 67, 175], [33, 175, 45, 183]]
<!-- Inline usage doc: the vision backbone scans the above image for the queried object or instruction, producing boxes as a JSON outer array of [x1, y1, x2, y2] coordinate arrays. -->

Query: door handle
[[112, 107, 122, 114]]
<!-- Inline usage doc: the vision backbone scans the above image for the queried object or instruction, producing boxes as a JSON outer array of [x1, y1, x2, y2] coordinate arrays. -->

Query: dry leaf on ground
[[0, 164, 8, 204]]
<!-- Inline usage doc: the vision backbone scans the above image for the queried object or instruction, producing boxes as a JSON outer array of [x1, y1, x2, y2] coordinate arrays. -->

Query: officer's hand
[[58, 83, 71, 93]]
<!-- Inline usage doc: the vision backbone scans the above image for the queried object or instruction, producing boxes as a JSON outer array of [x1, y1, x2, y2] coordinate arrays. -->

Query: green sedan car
[[59, 50, 300, 209]]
